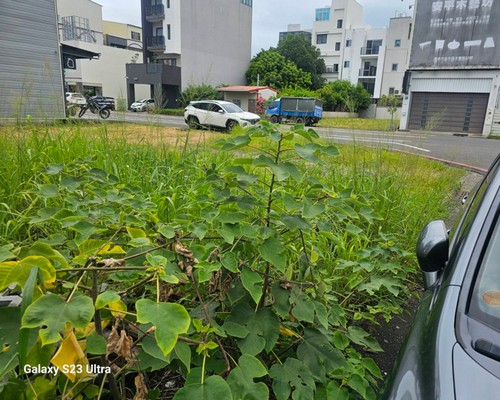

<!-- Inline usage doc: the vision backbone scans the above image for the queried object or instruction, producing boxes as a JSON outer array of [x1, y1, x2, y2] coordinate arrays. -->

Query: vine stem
[[258, 131, 282, 309], [188, 269, 232, 373], [66, 257, 96, 303]]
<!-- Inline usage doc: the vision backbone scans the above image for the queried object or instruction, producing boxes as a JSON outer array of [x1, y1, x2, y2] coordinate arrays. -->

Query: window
[[315, 8, 330, 21], [337, 19, 343, 29], [316, 34, 327, 45], [167, 24, 171, 40], [392, 63, 398, 71], [131, 31, 141, 41], [389, 87, 395, 95], [395, 39, 401, 47], [334, 63, 339, 72], [335, 42, 341, 51], [166, 0, 170, 7], [344, 61, 350, 68], [240, 0, 252, 6], [346, 39, 352, 47]]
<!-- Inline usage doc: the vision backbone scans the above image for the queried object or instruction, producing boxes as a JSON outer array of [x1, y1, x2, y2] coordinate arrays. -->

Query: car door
[[194, 102, 209, 125], [206, 103, 226, 128]]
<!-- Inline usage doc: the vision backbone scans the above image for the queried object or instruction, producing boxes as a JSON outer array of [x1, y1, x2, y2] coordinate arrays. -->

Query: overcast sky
[[96, 0, 414, 54]]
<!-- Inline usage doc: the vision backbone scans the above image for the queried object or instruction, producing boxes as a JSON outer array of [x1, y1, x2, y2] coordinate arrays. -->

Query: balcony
[[147, 35, 165, 52], [360, 47, 380, 56], [358, 67, 377, 77], [126, 63, 181, 86], [325, 66, 339, 74], [146, 4, 165, 22]]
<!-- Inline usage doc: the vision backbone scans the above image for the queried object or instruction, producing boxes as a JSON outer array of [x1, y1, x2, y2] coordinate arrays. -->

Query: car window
[[193, 103, 208, 110], [469, 214, 500, 329], [268, 101, 278, 109], [221, 103, 244, 113], [209, 104, 223, 113]]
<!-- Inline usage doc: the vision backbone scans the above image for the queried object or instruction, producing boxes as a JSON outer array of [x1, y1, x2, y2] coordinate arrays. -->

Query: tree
[[316, 80, 371, 112], [276, 35, 326, 90], [379, 94, 401, 130], [246, 49, 312, 90]]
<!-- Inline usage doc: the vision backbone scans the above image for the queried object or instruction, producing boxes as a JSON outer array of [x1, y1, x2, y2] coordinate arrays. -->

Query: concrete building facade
[[400, 0, 500, 135], [0, 0, 65, 120], [127, 0, 253, 108], [57, 0, 149, 103]]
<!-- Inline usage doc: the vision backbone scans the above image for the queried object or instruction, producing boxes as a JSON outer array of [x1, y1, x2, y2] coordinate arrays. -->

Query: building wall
[[381, 17, 412, 96], [179, 0, 252, 88], [57, 0, 149, 103], [0, 0, 65, 119], [103, 21, 143, 51]]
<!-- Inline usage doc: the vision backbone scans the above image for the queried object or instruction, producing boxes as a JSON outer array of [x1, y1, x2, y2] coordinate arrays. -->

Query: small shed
[[217, 86, 279, 112]]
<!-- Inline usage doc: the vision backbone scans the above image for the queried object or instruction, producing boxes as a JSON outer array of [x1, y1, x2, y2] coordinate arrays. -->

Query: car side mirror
[[218, 110, 224, 113], [416, 220, 449, 289]]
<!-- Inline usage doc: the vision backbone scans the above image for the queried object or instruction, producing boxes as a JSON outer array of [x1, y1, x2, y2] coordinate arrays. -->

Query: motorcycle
[[78, 96, 114, 119]]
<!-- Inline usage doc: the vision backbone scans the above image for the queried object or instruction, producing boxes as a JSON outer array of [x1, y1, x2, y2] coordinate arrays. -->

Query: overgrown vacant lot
[[0, 122, 463, 399]]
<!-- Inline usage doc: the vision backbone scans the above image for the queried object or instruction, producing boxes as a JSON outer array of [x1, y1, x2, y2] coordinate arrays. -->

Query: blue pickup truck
[[265, 97, 323, 126]]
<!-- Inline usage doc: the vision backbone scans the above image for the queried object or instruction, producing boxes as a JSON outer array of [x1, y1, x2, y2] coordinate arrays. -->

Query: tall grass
[[0, 122, 463, 249]]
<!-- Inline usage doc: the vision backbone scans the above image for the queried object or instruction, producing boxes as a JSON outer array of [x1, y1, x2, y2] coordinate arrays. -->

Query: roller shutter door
[[408, 92, 488, 133]]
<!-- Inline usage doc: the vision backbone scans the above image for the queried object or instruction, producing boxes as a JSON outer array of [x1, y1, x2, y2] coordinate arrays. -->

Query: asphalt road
[[84, 111, 500, 172]]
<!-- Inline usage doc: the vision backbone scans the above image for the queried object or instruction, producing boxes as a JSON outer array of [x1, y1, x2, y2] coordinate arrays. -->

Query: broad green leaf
[[0, 256, 56, 291], [217, 223, 240, 245], [43, 164, 64, 175], [297, 328, 348, 382], [173, 375, 233, 400], [227, 354, 269, 400], [347, 374, 366, 398], [195, 261, 222, 283], [0, 244, 15, 262], [189, 222, 208, 240], [136, 299, 191, 356], [221, 252, 239, 273], [127, 227, 147, 239], [95, 291, 127, 315], [291, 292, 315, 324], [294, 143, 323, 164], [281, 215, 311, 231], [258, 237, 286, 272], [217, 212, 247, 224], [38, 184, 59, 198], [332, 331, 350, 350], [224, 303, 279, 356], [19, 267, 39, 369], [218, 134, 251, 151], [158, 225, 176, 239], [269, 358, 315, 400], [293, 127, 320, 141], [86, 333, 107, 355], [346, 326, 383, 352], [303, 200, 325, 218], [240, 268, 263, 305], [174, 341, 192, 373], [362, 357, 382, 379], [22, 294, 95, 346], [0, 308, 25, 376], [27, 242, 69, 269], [359, 275, 402, 297], [271, 282, 291, 318], [223, 166, 259, 184], [325, 381, 350, 400], [345, 224, 363, 237], [26, 376, 56, 400], [29, 207, 59, 224]]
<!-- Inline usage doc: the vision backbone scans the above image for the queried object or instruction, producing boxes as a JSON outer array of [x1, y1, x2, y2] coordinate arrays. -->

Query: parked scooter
[[78, 96, 114, 119]]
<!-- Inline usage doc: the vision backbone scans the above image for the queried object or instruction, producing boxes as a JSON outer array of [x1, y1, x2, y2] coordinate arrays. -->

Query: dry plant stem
[[118, 273, 155, 295], [92, 271, 121, 400], [188, 270, 232, 373]]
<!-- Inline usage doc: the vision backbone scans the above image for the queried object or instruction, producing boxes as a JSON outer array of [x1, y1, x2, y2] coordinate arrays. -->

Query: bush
[[177, 84, 223, 108], [151, 108, 185, 116], [317, 81, 371, 112]]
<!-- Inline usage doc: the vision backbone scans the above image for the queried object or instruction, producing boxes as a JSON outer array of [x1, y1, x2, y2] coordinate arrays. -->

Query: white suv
[[184, 100, 260, 131], [66, 92, 86, 105]]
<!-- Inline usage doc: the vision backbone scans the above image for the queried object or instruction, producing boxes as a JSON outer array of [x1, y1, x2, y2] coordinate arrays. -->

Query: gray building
[[0, 0, 65, 120], [126, 0, 253, 108], [400, 0, 500, 135]]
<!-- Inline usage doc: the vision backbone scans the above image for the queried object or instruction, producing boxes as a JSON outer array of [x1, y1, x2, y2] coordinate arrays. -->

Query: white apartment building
[[307, 0, 411, 98], [126, 0, 253, 108], [57, 0, 149, 102]]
